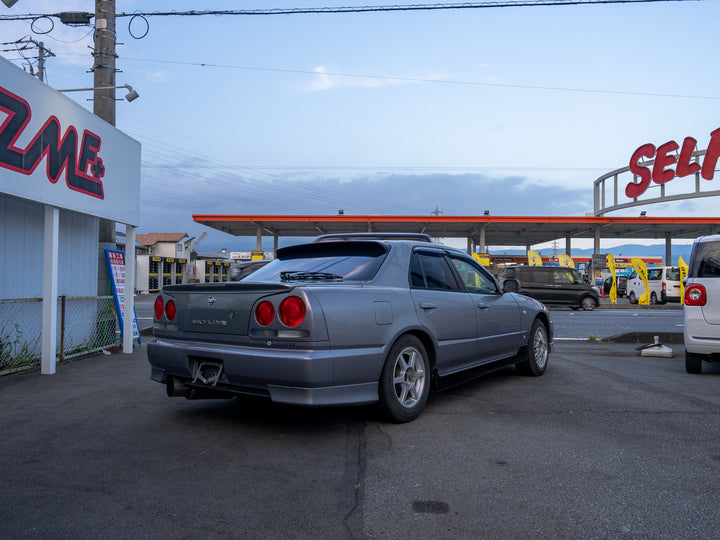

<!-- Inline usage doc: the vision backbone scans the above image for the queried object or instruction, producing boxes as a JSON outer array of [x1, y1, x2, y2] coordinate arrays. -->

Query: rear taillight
[[280, 296, 306, 327], [662, 282, 667, 293], [153, 296, 164, 320], [256, 301, 275, 326], [165, 299, 177, 321], [685, 284, 707, 306]]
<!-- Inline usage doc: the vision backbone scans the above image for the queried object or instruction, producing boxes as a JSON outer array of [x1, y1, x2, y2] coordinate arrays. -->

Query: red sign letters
[[626, 127, 720, 199], [0, 85, 105, 199]]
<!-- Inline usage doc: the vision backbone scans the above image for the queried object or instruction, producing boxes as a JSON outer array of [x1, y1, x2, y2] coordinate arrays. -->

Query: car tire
[[650, 292, 658, 305], [628, 291, 638, 304], [685, 349, 703, 374], [580, 296, 597, 311], [516, 320, 549, 377], [377, 335, 430, 423]]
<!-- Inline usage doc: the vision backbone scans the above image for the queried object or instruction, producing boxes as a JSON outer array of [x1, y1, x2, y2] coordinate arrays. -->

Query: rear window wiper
[[280, 271, 343, 282]]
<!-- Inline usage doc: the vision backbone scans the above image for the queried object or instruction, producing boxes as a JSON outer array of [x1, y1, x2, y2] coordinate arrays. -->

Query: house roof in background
[[135, 232, 188, 247]]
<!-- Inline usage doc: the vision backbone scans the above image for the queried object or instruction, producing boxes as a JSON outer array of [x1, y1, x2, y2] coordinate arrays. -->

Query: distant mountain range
[[491, 243, 693, 265]]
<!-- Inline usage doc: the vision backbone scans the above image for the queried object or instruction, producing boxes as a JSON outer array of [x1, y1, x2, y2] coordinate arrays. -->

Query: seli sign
[[626, 127, 720, 199]]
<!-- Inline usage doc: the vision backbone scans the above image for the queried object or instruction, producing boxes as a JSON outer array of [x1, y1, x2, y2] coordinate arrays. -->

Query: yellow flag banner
[[472, 252, 491, 267], [678, 256, 689, 304], [631, 257, 650, 305], [558, 253, 575, 268], [606, 253, 617, 304], [527, 250, 542, 266]]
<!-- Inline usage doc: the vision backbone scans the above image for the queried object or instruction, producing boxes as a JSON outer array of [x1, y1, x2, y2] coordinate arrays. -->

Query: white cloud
[[306, 65, 420, 92], [145, 70, 171, 83]]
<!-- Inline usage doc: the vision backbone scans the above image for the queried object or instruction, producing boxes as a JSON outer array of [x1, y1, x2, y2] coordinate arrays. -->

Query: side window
[[690, 242, 720, 278], [411, 251, 459, 290], [410, 253, 426, 287], [531, 269, 551, 284], [552, 269, 574, 284], [698, 248, 720, 277], [648, 269, 662, 280], [448, 255, 498, 294], [518, 268, 534, 282], [570, 269, 584, 284]]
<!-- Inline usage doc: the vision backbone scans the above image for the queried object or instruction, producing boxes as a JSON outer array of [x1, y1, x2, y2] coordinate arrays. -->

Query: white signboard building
[[0, 56, 141, 373]]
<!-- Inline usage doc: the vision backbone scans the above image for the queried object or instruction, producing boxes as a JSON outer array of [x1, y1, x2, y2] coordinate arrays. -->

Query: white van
[[684, 234, 720, 373], [626, 266, 681, 304]]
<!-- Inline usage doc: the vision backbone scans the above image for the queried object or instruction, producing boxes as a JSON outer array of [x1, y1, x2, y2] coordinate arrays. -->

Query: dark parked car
[[148, 234, 553, 422], [603, 275, 628, 297], [503, 265, 600, 311]]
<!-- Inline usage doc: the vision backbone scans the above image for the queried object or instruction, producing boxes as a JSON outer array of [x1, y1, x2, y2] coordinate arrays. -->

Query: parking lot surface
[[1, 339, 719, 539]]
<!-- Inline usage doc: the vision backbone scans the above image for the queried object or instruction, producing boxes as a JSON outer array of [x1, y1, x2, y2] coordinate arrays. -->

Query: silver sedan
[[147, 233, 552, 422]]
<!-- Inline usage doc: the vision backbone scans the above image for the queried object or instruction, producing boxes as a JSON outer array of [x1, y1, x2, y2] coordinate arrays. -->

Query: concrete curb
[[597, 301, 683, 310], [603, 331, 684, 345]]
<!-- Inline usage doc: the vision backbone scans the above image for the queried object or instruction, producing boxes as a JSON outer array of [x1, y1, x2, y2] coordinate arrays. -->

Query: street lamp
[[57, 84, 140, 102]]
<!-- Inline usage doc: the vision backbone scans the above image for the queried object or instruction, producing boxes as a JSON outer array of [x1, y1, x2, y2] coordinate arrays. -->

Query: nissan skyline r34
[[147, 233, 553, 422]]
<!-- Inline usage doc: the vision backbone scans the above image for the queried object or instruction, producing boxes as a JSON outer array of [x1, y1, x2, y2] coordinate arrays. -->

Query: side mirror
[[503, 278, 520, 293]]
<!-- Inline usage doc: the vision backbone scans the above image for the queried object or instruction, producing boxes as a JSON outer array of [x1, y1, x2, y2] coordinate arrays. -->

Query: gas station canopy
[[192, 214, 720, 246]]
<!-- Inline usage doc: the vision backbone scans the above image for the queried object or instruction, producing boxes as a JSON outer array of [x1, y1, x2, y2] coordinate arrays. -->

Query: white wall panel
[[1, 193, 98, 299], [1, 194, 43, 299], [58, 210, 98, 297]]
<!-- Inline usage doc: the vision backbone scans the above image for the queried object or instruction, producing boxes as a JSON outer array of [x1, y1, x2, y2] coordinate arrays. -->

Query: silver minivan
[[684, 234, 720, 373]]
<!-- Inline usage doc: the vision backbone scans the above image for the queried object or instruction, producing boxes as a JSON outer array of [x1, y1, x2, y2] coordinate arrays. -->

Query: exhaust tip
[[166, 377, 189, 398]]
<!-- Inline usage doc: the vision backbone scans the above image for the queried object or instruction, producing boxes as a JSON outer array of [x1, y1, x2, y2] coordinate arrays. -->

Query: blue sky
[[2, 0, 719, 252]]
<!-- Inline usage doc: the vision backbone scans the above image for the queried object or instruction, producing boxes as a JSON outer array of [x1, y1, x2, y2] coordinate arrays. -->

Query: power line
[[116, 56, 720, 101], [0, 0, 698, 21], [0, 36, 54, 81]]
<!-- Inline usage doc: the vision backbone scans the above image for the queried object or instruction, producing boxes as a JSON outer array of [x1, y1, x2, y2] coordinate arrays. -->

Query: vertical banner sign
[[104, 249, 141, 344], [606, 253, 617, 304], [678, 256, 689, 304], [471, 252, 491, 267], [527, 250, 542, 266], [631, 257, 650, 305], [558, 253, 575, 268]]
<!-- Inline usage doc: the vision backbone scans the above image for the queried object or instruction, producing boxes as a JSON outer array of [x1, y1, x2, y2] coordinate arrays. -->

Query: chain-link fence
[[0, 296, 121, 375]]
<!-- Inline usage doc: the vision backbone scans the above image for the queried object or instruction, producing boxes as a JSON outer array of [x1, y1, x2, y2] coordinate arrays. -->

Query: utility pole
[[37, 41, 45, 81], [0, 38, 54, 81], [93, 0, 116, 126], [93, 0, 117, 295]]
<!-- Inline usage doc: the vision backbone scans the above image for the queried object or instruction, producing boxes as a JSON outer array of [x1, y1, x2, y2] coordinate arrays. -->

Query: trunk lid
[[161, 282, 293, 335]]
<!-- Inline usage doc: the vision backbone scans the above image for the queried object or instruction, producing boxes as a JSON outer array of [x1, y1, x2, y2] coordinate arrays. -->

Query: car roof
[[314, 232, 433, 243], [695, 234, 720, 244], [508, 265, 571, 270]]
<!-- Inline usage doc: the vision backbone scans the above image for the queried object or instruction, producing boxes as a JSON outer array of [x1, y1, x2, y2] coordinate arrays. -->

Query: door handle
[[419, 302, 437, 310], [477, 303, 490, 310]]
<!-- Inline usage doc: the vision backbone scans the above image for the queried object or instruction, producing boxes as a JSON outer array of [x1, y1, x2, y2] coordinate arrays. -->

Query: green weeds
[[0, 324, 39, 372]]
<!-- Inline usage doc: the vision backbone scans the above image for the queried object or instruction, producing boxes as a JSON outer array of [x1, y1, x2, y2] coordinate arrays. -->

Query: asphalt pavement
[[2, 333, 719, 539]]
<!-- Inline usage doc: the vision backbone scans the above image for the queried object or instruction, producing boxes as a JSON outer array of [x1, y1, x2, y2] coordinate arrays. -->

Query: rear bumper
[[684, 309, 720, 356], [147, 337, 383, 406]]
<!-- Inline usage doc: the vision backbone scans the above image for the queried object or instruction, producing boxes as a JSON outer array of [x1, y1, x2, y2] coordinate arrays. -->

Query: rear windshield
[[244, 241, 389, 282], [689, 241, 720, 278], [665, 268, 680, 281]]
